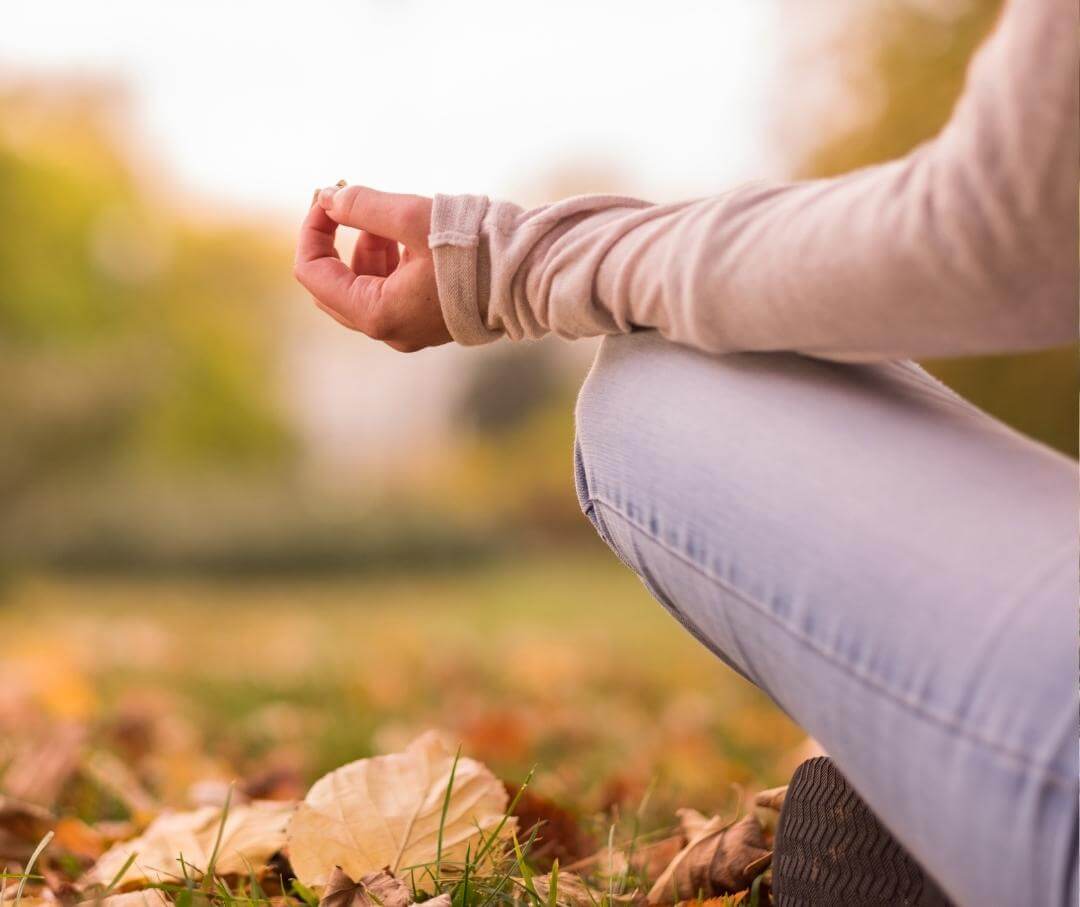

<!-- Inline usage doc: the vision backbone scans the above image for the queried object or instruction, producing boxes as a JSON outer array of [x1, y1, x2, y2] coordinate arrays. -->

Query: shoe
[[771, 756, 953, 906]]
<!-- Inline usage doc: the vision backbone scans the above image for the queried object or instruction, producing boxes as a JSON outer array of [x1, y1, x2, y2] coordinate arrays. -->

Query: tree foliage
[[0, 83, 293, 526], [795, 0, 1076, 455]]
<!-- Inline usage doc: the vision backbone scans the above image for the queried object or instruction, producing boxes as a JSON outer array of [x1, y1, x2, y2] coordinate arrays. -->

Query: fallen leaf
[[188, 780, 246, 809], [81, 750, 159, 821], [288, 732, 512, 891], [752, 787, 786, 840], [0, 796, 55, 842], [646, 816, 770, 904], [53, 818, 107, 860], [318, 867, 411, 907], [1, 724, 85, 807], [506, 785, 595, 870], [241, 766, 306, 803], [82, 800, 295, 889], [566, 834, 683, 885], [94, 821, 139, 847], [0, 797, 55, 863], [675, 808, 711, 840], [90, 891, 171, 907]]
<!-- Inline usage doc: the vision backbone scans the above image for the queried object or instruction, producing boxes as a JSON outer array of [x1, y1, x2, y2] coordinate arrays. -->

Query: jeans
[[573, 331, 1078, 907]]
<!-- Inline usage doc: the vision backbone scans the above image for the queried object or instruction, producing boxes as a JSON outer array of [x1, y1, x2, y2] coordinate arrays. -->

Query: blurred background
[[1, 0, 1074, 827]]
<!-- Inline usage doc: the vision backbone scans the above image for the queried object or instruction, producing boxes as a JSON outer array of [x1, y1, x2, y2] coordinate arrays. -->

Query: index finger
[[294, 202, 382, 325], [319, 185, 430, 248]]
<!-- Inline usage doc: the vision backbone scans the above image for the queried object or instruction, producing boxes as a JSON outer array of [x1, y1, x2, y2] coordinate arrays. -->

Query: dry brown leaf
[[318, 867, 411, 907], [1, 723, 85, 807], [566, 834, 683, 885], [646, 816, 770, 905], [0, 796, 55, 842], [81, 750, 159, 821], [675, 808, 711, 841], [288, 732, 512, 891], [0, 797, 56, 864], [82, 800, 295, 889], [752, 787, 786, 841], [506, 785, 596, 871]]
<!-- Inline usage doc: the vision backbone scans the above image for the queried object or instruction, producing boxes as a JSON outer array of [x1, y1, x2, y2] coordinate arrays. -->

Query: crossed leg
[[573, 331, 1078, 907]]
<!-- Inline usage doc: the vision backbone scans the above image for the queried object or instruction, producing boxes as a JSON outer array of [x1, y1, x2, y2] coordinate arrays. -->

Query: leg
[[574, 331, 1078, 907]]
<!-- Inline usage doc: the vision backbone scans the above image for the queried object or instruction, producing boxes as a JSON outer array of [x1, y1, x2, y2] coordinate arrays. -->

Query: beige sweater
[[428, 0, 1077, 360]]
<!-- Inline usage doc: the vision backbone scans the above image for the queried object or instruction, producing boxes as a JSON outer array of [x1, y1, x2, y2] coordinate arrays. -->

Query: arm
[[430, 0, 1077, 359]]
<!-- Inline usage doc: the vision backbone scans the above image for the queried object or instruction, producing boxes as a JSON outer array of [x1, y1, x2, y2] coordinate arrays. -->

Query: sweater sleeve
[[428, 0, 1078, 360]]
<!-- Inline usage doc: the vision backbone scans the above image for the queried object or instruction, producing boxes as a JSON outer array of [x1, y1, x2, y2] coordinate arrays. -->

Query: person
[[293, 0, 1078, 902]]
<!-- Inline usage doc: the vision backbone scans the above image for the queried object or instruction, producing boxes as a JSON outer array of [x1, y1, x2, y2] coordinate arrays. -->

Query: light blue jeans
[[573, 332, 1078, 907]]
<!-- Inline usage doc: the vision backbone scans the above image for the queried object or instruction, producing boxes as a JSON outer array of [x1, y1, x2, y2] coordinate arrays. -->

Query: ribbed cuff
[[429, 193, 501, 346]]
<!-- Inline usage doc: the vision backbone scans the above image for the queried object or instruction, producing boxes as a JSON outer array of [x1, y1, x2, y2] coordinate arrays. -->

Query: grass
[[2, 769, 751, 907], [1, 553, 802, 817], [0, 552, 802, 903]]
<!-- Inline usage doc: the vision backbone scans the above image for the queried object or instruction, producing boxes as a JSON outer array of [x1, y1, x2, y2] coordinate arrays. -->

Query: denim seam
[[589, 495, 1074, 790]]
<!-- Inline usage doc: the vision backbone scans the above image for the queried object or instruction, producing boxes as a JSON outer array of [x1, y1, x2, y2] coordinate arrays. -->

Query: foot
[[771, 757, 953, 906]]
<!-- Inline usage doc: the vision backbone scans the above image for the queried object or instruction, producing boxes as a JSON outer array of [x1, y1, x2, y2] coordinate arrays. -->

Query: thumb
[[318, 184, 430, 248]]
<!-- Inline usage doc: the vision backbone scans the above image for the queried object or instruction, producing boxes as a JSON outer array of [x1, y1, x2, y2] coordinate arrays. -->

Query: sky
[[1, 0, 782, 219], [0, 0, 786, 471]]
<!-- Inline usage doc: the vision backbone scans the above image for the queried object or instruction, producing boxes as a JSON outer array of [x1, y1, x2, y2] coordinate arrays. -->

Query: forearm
[[429, 0, 1077, 360]]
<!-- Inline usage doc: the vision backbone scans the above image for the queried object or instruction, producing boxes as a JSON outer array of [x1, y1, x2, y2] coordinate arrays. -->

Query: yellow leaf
[[82, 800, 295, 889], [288, 731, 511, 891]]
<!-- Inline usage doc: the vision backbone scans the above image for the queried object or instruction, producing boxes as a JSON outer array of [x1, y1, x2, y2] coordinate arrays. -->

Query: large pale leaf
[[288, 731, 512, 890], [82, 800, 295, 889]]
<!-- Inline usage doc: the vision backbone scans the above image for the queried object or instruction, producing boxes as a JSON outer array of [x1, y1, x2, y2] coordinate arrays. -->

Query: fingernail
[[310, 188, 320, 206], [317, 182, 345, 206]]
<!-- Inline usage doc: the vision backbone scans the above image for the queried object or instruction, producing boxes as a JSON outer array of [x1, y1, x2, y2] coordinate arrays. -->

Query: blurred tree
[[0, 82, 294, 562], [456, 343, 563, 437], [793, 0, 1076, 456]]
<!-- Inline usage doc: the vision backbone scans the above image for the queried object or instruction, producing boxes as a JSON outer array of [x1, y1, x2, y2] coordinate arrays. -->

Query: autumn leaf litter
[[1, 731, 785, 907]]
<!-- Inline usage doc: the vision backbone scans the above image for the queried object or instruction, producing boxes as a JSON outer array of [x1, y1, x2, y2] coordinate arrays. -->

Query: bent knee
[[573, 331, 725, 562], [573, 330, 758, 512]]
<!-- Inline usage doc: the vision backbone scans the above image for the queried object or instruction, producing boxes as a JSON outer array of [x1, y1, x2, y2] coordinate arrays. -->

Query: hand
[[293, 184, 449, 352]]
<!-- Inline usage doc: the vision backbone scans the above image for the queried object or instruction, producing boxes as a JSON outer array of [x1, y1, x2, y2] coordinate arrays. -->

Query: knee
[[573, 330, 721, 553], [574, 330, 665, 513], [572, 331, 827, 560]]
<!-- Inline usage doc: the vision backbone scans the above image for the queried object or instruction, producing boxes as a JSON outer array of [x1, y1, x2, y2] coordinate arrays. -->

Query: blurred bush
[[795, 0, 1077, 456], [0, 83, 293, 511], [0, 82, 302, 572], [2, 5, 1073, 580]]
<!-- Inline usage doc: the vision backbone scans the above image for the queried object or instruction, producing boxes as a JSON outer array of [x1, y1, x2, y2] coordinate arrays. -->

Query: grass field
[[2, 552, 804, 829]]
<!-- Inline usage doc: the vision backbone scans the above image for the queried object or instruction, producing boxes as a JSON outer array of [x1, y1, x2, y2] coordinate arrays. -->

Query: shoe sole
[[772, 756, 953, 906]]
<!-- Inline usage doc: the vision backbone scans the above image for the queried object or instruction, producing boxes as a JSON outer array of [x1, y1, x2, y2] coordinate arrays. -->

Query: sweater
[[428, 0, 1078, 361]]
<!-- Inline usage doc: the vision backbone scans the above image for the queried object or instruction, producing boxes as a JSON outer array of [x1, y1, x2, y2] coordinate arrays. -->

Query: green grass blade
[[435, 746, 462, 888], [750, 873, 763, 907], [473, 767, 534, 867], [511, 832, 538, 905], [291, 879, 320, 907], [102, 851, 139, 897], [203, 784, 234, 890], [453, 843, 471, 907]]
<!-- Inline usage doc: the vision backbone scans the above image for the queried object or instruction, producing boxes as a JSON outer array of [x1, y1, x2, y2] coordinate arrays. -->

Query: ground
[[1, 553, 806, 906]]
